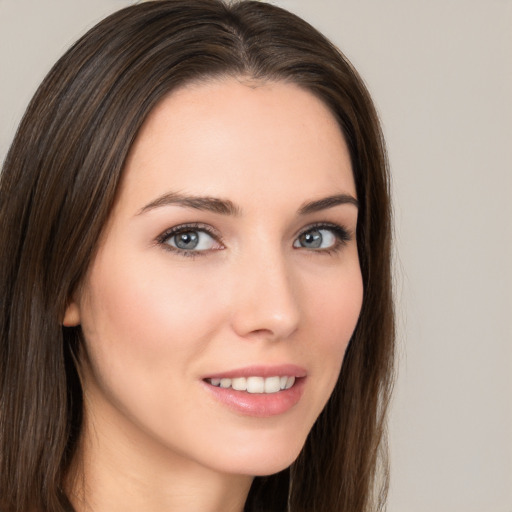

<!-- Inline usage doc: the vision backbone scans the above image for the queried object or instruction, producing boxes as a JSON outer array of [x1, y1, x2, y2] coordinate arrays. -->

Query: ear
[[62, 301, 81, 327]]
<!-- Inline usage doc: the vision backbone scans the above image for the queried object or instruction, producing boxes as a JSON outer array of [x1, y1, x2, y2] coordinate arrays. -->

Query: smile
[[206, 376, 296, 393], [202, 370, 306, 417]]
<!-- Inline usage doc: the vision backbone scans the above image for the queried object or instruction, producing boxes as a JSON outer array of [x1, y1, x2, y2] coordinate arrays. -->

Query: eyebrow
[[298, 194, 359, 214], [138, 191, 358, 216], [138, 192, 242, 216]]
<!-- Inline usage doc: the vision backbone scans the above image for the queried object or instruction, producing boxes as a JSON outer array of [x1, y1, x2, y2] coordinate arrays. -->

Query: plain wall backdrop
[[1, 1, 511, 511]]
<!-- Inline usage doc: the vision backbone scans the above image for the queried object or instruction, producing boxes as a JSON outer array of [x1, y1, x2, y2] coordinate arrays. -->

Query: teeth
[[246, 376, 264, 393], [220, 378, 231, 388], [207, 375, 297, 393], [232, 377, 247, 391], [264, 376, 281, 393]]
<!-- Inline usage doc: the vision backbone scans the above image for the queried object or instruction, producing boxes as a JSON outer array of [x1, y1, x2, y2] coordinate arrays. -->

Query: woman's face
[[65, 79, 363, 477]]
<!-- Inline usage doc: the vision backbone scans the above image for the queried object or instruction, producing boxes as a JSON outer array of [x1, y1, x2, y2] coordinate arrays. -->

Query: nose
[[229, 248, 301, 341]]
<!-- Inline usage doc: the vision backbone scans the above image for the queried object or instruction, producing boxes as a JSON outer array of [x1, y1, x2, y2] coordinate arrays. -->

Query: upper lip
[[202, 364, 307, 380]]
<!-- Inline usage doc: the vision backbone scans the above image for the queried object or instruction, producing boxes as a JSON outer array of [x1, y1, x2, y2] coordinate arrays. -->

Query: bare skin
[[64, 78, 362, 512]]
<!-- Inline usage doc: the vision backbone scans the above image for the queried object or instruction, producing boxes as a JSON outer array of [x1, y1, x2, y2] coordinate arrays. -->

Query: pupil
[[301, 230, 322, 248], [175, 231, 199, 250]]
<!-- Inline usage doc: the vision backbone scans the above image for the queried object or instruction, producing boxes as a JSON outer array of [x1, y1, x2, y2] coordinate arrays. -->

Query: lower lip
[[202, 378, 306, 417]]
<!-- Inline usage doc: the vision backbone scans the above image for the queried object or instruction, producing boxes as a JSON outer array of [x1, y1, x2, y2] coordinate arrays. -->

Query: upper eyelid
[[156, 223, 222, 243], [296, 221, 352, 238]]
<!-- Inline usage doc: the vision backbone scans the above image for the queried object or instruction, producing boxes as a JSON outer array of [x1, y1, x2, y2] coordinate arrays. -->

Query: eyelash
[[156, 223, 223, 258], [301, 222, 352, 255], [156, 221, 352, 258]]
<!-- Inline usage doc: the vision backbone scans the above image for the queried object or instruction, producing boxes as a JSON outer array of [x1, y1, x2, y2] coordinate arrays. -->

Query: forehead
[[119, 78, 355, 211]]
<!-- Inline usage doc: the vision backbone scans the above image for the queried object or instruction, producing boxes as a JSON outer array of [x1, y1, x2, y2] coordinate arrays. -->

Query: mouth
[[201, 365, 306, 417]]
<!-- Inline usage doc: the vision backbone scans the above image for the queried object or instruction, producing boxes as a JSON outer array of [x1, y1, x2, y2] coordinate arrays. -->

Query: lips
[[202, 364, 307, 417]]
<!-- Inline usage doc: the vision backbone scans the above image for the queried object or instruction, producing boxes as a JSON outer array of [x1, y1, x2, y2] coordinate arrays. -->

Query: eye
[[293, 224, 350, 251], [157, 224, 222, 255], [294, 228, 335, 249]]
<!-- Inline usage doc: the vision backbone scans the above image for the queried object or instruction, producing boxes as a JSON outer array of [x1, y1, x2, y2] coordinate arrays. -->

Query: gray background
[[1, 1, 511, 510]]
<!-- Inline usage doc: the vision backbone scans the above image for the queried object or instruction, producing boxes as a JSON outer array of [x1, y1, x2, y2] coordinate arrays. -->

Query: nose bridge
[[229, 238, 300, 340]]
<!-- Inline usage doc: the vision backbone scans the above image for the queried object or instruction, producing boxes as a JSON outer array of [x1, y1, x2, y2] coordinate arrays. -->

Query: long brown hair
[[0, 1, 394, 511]]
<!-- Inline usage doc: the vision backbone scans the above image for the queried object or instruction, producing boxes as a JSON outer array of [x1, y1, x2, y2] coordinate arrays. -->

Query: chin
[[205, 432, 307, 477]]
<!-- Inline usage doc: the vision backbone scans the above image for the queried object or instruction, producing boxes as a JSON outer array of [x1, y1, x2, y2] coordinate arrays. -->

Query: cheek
[[77, 249, 227, 412], [303, 261, 363, 386], [76, 253, 231, 453], [81, 252, 219, 353]]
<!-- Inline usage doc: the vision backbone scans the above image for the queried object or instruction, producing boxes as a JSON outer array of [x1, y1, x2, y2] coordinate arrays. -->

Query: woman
[[0, 1, 394, 511]]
